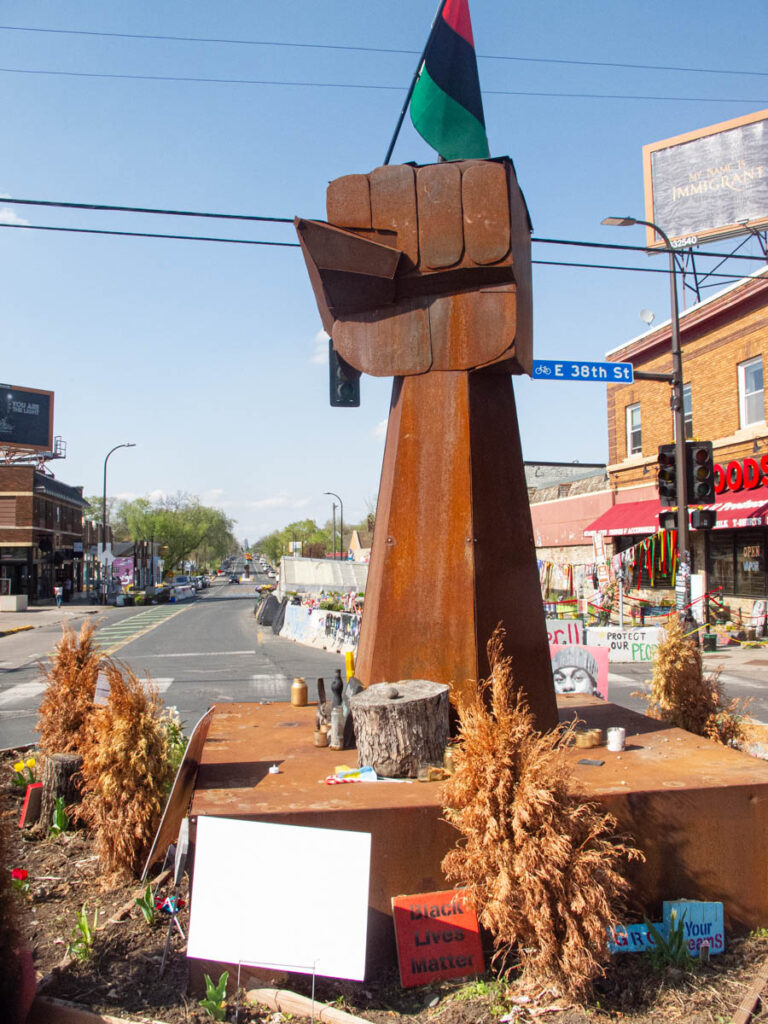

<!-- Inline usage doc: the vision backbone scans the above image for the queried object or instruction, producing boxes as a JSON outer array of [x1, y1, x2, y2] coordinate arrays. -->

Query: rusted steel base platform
[[188, 699, 768, 982]]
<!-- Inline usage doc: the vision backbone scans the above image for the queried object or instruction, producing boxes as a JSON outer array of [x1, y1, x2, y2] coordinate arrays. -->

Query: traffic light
[[657, 444, 678, 506], [691, 508, 717, 530], [686, 440, 715, 503], [329, 340, 360, 407]]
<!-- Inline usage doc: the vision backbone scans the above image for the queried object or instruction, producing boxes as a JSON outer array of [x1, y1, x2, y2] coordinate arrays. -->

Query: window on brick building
[[626, 403, 642, 455], [672, 384, 693, 441], [739, 356, 764, 427]]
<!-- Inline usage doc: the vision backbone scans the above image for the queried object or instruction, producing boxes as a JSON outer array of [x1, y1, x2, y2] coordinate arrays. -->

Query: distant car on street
[[228, 573, 240, 584]]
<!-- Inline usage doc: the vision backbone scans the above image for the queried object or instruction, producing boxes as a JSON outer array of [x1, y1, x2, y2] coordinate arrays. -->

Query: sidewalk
[[0, 597, 107, 637]]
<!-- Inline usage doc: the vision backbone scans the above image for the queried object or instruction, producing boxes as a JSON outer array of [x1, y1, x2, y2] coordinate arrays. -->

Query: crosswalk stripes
[[94, 605, 188, 653]]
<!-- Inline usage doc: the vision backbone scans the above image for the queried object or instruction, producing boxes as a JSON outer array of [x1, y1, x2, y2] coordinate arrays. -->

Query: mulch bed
[[3, 746, 768, 1024]]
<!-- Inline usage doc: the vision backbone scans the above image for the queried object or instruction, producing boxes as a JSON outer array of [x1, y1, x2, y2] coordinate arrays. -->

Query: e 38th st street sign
[[532, 359, 634, 383]]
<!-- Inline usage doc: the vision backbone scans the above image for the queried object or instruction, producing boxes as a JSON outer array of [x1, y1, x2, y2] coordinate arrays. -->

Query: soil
[[4, 747, 768, 1024]]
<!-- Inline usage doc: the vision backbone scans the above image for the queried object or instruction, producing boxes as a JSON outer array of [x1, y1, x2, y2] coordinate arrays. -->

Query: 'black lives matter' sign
[[392, 889, 484, 988], [0, 385, 54, 450]]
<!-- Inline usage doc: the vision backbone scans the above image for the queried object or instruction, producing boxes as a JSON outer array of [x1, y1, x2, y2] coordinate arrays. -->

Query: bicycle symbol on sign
[[533, 363, 552, 376]]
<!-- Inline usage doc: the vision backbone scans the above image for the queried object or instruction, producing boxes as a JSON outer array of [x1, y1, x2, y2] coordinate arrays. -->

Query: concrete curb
[[0, 624, 34, 637]]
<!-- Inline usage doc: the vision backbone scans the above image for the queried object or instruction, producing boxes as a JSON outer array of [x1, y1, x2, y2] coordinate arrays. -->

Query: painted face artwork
[[552, 664, 596, 694], [550, 645, 601, 697]]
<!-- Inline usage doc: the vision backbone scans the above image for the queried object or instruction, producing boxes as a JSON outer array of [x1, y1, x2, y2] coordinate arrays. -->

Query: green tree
[[117, 493, 236, 574]]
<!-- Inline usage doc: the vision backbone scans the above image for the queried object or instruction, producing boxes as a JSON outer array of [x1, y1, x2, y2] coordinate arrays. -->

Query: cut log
[[350, 680, 449, 778], [40, 753, 83, 830]]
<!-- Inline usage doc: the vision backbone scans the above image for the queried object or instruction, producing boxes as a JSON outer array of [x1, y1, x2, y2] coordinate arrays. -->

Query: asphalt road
[[2, 579, 768, 749], [0, 577, 347, 749]]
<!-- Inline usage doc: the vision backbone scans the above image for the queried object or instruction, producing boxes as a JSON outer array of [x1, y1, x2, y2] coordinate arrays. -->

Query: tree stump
[[40, 753, 83, 830], [350, 680, 450, 778]]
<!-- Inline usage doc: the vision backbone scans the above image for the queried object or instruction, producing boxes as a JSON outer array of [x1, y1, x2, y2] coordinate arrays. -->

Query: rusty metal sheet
[[417, 163, 464, 269], [429, 286, 517, 370], [326, 173, 371, 228], [141, 705, 215, 879], [370, 164, 419, 269], [334, 303, 431, 377], [506, 168, 533, 370], [294, 218, 400, 277], [462, 162, 511, 264]]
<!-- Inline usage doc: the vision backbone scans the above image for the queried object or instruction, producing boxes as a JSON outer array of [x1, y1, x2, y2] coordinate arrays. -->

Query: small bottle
[[291, 677, 308, 707], [329, 705, 345, 749]]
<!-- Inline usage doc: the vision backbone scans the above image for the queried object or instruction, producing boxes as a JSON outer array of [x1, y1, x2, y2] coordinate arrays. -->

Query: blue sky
[[3, 1, 767, 544]]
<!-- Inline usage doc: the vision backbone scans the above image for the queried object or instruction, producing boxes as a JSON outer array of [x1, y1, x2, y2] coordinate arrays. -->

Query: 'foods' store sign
[[714, 455, 768, 493]]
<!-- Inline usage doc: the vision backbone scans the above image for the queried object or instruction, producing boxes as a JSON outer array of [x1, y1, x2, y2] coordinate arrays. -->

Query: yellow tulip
[[13, 761, 24, 773], [26, 757, 36, 769]]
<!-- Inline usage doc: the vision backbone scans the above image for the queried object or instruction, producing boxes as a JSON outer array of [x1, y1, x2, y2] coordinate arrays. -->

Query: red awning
[[584, 486, 768, 536], [583, 500, 660, 537]]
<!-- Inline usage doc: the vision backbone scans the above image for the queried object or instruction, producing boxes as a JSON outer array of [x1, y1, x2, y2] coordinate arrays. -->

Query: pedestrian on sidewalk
[[54, 585, 63, 607]]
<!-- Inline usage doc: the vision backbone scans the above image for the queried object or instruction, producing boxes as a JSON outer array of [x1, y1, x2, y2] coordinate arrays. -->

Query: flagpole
[[383, 0, 448, 165]]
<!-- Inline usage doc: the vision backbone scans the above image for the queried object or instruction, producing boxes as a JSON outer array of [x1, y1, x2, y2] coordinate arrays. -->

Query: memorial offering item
[[290, 677, 308, 707], [297, 159, 557, 730], [315, 677, 331, 731], [350, 680, 450, 778], [329, 671, 345, 750]]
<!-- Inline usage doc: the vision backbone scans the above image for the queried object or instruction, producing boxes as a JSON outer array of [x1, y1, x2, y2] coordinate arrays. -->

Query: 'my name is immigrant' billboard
[[0, 384, 54, 450], [643, 109, 768, 246]]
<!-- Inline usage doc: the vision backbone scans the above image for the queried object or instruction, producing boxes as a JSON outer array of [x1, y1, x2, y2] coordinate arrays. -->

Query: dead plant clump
[[77, 660, 174, 880], [639, 616, 749, 745], [36, 619, 102, 755], [441, 629, 644, 1002]]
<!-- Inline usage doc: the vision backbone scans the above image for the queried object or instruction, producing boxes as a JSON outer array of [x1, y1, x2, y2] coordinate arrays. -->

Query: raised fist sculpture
[[296, 158, 531, 378], [297, 159, 558, 731]]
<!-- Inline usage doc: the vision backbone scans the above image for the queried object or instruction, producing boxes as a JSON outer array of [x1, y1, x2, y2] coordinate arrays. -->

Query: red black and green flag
[[409, 0, 490, 161]]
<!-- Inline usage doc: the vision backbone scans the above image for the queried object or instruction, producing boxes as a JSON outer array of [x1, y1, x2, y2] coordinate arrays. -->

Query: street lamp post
[[324, 491, 344, 561], [101, 443, 136, 604], [602, 216, 690, 612]]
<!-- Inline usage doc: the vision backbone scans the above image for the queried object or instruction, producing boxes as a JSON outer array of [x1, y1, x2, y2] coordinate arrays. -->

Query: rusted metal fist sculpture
[[297, 159, 558, 731]]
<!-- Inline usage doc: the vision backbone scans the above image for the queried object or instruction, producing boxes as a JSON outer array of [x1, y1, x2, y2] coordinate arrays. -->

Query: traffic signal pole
[[603, 215, 690, 615]]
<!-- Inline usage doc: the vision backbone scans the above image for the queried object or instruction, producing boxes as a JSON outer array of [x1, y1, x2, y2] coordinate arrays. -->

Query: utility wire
[[1, 24, 766, 79], [0, 222, 299, 246], [0, 221, 757, 280], [0, 65, 765, 104], [2, 196, 766, 264], [1, 196, 293, 224]]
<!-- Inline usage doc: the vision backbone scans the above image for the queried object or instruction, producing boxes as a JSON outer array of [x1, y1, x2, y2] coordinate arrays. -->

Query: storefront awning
[[584, 486, 768, 536], [583, 500, 660, 537]]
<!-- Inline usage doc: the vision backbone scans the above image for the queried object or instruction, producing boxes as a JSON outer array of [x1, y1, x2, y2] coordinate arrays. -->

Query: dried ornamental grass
[[639, 616, 748, 745], [442, 629, 643, 1001], [78, 660, 173, 879], [36, 620, 102, 755]]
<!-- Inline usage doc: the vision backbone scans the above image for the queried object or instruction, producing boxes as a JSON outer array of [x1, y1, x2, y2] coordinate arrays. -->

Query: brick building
[[0, 465, 90, 602], [583, 265, 768, 616]]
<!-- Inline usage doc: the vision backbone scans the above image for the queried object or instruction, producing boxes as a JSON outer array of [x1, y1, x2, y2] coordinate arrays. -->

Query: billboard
[[0, 384, 54, 451], [643, 109, 768, 247]]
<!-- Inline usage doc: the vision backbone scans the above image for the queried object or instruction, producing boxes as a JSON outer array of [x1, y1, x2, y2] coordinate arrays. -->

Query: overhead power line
[[0, 222, 299, 246], [2, 196, 293, 224], [1, 196, 766, 264], [1, 24, 766, 79], [0, 65, 765, 105], [0, 220, 758, 282]]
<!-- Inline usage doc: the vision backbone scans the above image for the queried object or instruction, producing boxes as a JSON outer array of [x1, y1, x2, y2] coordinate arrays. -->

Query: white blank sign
[[187, 816, 371, 980]]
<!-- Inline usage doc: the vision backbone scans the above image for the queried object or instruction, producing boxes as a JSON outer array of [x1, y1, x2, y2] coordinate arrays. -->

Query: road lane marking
[[137, 651, 255, 658], [0, 681, 46, 706]]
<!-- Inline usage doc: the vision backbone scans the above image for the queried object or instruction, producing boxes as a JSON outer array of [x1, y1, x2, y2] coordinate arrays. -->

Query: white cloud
[[311, 329, 330, 365], [0, 207, 28, 226], [372, 419, 387, 440]]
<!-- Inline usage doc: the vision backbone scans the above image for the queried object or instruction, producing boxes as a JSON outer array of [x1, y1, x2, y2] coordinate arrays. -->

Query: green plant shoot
[[49, 795, 70, 837], [66, 902, 99, 961], [644, 909, 692, 971], [134, 884, 156, 926], [199, 971, 229, 1021]]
